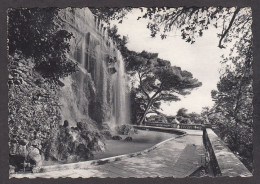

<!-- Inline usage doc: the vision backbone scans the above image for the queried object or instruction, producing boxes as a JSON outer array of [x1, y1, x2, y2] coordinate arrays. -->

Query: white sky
[[112, 8, 229, 116]]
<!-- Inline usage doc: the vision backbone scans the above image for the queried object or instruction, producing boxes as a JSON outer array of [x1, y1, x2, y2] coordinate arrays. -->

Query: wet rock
[[76, 122, 84, 130], [124, 136, 133, 142], [116, 124, 137, 135], [94, 140, 105, 152], [102, 130, 112, 139], [75, 144, 91, 160], [108, 67, 117, 74], [28, 146, 42, 166], [45, 121, 105, 162], [112, 135, 122, 140], [9, 165, 15, 174], [63, 120, 69, 127], [101, 123, 111, 131], [17, 145, 28, 158]]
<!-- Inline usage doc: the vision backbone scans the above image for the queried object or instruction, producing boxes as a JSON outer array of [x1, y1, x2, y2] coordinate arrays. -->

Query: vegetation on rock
[[8, 8, 106, 171], [8, 8, 77, 81], [45, 121, 105, 162], [8, 53, 61, 171]]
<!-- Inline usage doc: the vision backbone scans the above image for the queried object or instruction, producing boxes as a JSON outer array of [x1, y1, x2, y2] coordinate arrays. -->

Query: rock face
[[45, 121, 105, 162], [116, 124, 138, 135], [55, 8, 130, 126], [55, 8, 115, 125], [8, 53, 60, 170], [124, 137, 133, 142], [8, 8, 128, 172], [112, 136, 123, 140]]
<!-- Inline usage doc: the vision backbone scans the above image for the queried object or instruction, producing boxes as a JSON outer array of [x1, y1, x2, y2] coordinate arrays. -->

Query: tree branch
[[137, 71, 150, 100], [150, 81, 164, 100], [218, 7, 241, 48]]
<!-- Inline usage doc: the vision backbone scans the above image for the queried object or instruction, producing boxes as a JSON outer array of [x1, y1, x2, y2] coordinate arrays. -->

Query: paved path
[[11, 129, 205, 178]]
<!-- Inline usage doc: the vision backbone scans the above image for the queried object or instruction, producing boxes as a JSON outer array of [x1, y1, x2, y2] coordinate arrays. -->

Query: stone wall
[[203, 128, 252, 177]]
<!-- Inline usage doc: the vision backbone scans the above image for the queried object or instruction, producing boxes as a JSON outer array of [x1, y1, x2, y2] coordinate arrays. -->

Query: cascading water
[[59, 9, 130, 128], [80, 34, 86, 105], [92, 18, 131, 127], [112, 50, 131, 126]]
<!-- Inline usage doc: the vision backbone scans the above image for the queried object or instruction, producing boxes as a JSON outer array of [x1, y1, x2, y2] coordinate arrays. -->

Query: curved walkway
[[11, 128, 205, 178]]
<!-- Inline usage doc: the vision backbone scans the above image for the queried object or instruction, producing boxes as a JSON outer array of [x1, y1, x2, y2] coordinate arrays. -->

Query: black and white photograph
[[7, 6, 253, 178]]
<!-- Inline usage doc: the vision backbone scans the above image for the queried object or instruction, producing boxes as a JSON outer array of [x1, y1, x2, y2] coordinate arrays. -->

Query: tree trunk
[[138, 100, 153, 125]]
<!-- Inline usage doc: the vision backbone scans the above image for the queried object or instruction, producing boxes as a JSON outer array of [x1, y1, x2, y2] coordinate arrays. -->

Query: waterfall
[[112, 51, 131, 126], [80, 34, 86, 105], [59, 9, 131, 128]]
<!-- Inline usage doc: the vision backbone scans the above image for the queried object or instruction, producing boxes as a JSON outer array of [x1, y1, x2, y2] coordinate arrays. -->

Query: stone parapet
[[203, 128, 252, 177]]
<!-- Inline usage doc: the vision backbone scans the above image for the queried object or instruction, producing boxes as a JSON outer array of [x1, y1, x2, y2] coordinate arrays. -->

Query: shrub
[[115, 124, 138, 135], [8, 8, 77, 81]]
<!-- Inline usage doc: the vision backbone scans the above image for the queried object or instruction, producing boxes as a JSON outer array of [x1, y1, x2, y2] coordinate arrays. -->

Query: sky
[[112, 8, 229, 116]]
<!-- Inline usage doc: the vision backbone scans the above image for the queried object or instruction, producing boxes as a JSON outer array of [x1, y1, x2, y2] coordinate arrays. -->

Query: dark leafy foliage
[[92, 7, 251, 49], [127, 51, 202, 125], [106, 26, 202, 125], [89, 7, 132, 25], [203, 14, 253, 170], [175, 108, 204, 124], [8, 8, 77, 81], [93, 7, 253, 170]]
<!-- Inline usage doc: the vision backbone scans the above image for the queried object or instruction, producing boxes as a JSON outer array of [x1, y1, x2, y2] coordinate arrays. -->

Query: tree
[[93, 6, 253, 170], [89, 7, 132, 25], [176, 108, 189, 118], [176, 108, 203, 124], [8, 8, 77, 81], [189, 112, 204, 124], [206, 11, 253, 169], [127, 51, 202, 125], [91, 7, 251, 49]]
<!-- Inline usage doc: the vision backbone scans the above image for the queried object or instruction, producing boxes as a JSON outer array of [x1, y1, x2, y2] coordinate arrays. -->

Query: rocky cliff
[[8, 7, 125, 172]]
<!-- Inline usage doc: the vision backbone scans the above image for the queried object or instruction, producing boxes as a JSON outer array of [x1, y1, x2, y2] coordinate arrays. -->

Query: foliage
[[107, 25, 130, 58], [105, 25, 202, 125], [176, 108, 204, 124], [126, 51, 202, 125], [90, 7, 132, 25], [204, 10, 253, 170], [93, 6, 253, 170], [129, 89, 145, 123], [139, 7, 242, 47], [8, 53, 61, 168], [176, 108, 189, 118], [8, 8, 77, 81], [92, 7, 251, 49]]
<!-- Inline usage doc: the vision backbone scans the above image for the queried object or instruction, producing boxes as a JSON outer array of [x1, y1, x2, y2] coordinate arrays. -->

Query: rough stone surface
[[28, 147, 43, 167], [116, 124, 138, 135], [112, 136, 122, 140], [205, 128, 252, 177], [8, 53, 60, 168], [8, 8, 119, 172], [124, 137, 133, 142], [56, 8, 115, 125], [10, 130, 206, 178]]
